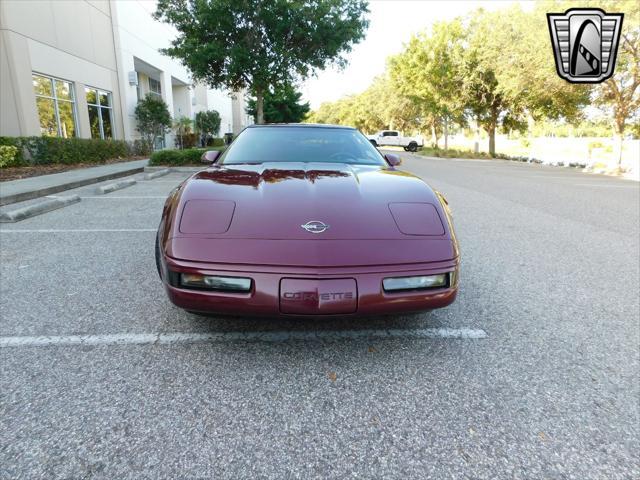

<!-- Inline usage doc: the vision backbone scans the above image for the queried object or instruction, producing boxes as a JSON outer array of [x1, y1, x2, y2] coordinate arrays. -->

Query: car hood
[[175, 162, 448, 241]]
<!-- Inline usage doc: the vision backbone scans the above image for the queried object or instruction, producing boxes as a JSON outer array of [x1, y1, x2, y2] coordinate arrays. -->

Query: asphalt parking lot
[[1, 153, 638, 479]]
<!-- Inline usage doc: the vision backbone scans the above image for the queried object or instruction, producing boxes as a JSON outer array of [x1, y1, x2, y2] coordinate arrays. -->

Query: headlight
[[180, 273, 251, 292], [383, 274, 449, 292]]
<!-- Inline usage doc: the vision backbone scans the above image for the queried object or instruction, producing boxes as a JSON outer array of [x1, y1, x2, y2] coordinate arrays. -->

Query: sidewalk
[[0, 159, 148, 206]]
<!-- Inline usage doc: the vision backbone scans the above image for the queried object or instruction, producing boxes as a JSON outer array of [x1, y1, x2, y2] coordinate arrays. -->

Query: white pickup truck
[[367, 130, 423, 152]]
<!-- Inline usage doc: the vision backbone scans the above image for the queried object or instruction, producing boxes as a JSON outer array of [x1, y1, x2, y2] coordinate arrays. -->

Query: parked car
[[367, 130, 424, 152], [156, 124, 459, 317]]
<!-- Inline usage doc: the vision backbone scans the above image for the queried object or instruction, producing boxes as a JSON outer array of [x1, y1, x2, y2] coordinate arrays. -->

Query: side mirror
[[385, 153, 402, 167], [201, 150, 221, 164]]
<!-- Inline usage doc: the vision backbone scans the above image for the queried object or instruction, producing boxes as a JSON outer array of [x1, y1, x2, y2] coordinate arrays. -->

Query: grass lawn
[[417, 146, 529, 161]]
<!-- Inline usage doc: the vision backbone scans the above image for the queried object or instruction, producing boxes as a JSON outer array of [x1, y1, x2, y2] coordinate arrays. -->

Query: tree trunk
[[614, 119, 625, 168], [443, 116, 449, 151], [431, 124, 439, 148], [487, 105, 499, 157], [614, 133, 623, 168], [488, 125, 496, 157], [256, 91, 265, 124]]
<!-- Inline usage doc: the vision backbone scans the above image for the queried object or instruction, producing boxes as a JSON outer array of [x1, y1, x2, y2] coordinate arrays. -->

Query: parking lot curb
[[95, 178, 137, 194], [144, 169, 170, 180], [0, 195, 81, 223], [0, 160, 147, 207]]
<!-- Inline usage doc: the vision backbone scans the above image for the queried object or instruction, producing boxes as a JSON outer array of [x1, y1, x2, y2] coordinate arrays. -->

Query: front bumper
[[161, 255, 459, 317]]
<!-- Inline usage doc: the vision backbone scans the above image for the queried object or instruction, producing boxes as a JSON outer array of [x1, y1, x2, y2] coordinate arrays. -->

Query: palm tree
[[173, 116, 193, 150]]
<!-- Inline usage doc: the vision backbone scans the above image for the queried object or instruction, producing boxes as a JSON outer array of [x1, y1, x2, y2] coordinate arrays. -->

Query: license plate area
[[279, 278, 357, 315]]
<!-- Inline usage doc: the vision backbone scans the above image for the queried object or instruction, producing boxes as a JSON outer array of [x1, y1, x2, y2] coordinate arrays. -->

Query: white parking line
[[0, 328, 488, 348], [575, 183, 638, 188], [0, 228, 156, 233]]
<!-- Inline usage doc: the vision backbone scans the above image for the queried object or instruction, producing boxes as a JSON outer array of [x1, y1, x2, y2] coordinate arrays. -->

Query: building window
[[149, 78, 162, 98], [32, 73, 78, 138], [86, 88, 114, 139]]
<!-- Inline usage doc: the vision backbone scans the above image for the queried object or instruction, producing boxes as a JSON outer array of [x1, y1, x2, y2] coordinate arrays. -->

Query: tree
[[459, 29, 515, 157], [389, 20, 467, 149], [154, 0, 369, 124], [305, 76, 426, 135], [134, 94, 172, 150], [457, 6, 590, 156], [194, 110, 221, 146], [247, 84, 310, 123], [591, 0, 640, 167], [173, 116, 193, 149]]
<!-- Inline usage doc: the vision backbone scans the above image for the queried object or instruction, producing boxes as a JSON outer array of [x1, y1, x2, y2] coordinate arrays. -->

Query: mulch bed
[[0, 157, 147, 182]]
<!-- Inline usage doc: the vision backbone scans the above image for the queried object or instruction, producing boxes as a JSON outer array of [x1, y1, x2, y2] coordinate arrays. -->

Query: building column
[[109, 0, 134, 141], [74, 81, 91, 139], [1, 30, 40, 136], [117, 54, 137, 141], [160, 70, 174, 149]]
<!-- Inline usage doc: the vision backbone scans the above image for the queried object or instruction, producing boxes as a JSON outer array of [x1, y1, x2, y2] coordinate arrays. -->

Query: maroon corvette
[[156, 124, 459, 316]]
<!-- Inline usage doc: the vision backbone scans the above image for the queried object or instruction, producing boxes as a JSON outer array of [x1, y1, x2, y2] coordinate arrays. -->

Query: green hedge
[[0, 145, 19, 168], [149, 147, 225, 166], [0, 136, 152, 166]]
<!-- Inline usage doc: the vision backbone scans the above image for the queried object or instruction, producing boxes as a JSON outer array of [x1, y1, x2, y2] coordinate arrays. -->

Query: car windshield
[[219, 126, 386, 166]]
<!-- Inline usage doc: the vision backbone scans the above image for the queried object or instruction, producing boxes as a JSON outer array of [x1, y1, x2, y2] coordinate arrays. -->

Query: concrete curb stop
[[95, 178, 136, 195], [0, 195, 81, 223], [144, 169, 170, 180], [144, 166, 205, 173]]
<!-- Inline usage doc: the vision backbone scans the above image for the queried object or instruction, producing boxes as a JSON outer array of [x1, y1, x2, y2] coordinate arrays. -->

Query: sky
[[301, 0, 534, 109]]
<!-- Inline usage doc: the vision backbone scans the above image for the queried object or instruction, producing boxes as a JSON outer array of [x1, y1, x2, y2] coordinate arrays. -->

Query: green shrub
[[0, 145, 19, 168], [0, 136, 135, 165], [418, 146, 537, 163], [181, 133, 199, 149], [206, 137, 225, 147], [194, 110, 221, 139], [127, 139, 152, 156], [149, 147, 225, 166], [135, 94, 172, 148], [0, 137, 23, 163]]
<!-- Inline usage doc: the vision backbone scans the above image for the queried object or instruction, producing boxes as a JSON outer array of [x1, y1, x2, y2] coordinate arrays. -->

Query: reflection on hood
[[196, 167, 350, 188]]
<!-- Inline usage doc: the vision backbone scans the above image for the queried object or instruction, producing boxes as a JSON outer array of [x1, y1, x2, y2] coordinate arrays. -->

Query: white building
[[0, 0, 251, 147]]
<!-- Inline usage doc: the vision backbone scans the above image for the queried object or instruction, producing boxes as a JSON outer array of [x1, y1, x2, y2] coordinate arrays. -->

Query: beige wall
[[1, 0, 241, 145], [172, 83, 191, 120], [0, 0, 124, 139]]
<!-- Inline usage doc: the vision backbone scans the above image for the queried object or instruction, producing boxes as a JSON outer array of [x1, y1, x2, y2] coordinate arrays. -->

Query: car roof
[[246, 123, 356, 130]]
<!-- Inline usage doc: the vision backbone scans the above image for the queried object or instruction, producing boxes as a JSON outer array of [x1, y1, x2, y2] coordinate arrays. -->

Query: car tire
[[403, 147, 409, 151], [370, 140, 378, 147], [408, 142, 418, 152]]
